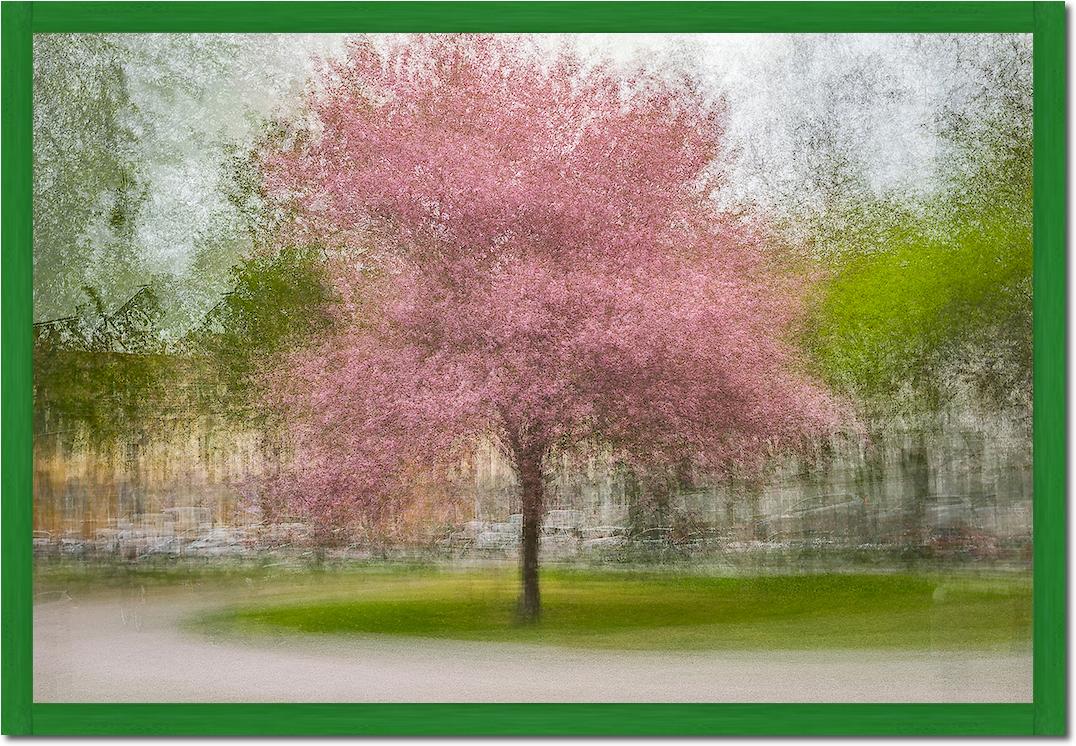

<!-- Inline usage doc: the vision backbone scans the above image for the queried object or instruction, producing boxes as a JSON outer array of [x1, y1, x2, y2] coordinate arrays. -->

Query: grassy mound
[[198, 569, 1030, 651]]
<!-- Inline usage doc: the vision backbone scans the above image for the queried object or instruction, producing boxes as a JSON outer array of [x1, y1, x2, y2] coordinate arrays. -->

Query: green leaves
[[33, 285, 174, 443], [186, 245, 338, 420], [797, 34, 1032, 417], [804, 193, 1031, 413]]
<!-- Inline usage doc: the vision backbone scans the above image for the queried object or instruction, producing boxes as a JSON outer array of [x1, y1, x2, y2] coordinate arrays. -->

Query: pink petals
[[260, 35, 843, 525]]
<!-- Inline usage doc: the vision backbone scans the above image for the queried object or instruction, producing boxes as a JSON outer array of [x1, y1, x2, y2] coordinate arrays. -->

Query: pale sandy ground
[[33, 589, 1031, 703]]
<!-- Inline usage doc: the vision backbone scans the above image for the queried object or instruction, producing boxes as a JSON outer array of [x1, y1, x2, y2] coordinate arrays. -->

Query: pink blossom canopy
[[261, 35, 840, 521]]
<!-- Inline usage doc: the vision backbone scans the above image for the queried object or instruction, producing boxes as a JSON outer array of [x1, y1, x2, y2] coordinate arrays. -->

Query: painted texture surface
[[31, 32, 1034, 704]]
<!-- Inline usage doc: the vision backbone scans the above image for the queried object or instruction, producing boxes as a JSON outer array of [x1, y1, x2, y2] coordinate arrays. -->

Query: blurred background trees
[[30, 33, 1034, 562]]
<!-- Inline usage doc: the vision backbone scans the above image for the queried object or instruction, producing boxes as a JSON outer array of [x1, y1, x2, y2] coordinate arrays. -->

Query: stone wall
[[33, 404, 1032, 554], [459, 408, 1032, 546]]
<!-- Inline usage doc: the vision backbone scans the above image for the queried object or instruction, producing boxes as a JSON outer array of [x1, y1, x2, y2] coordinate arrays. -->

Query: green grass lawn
[[195, 568, 1031, 651]]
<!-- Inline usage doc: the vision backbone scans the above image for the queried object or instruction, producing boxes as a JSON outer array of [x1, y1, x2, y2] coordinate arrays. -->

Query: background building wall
[[33, 399, 1032, 557]]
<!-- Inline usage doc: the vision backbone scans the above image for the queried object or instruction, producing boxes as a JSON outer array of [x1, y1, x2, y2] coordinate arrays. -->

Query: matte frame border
[[0, 1, 1065, 736]]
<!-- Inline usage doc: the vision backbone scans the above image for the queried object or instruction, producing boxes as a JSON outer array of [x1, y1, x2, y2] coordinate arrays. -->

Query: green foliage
[[187, 246, 338, 419], [33, 285, 183, 442], [34, 247, 338, 440], [804, 207, 1031, 410], [798, 36, 1032, 415], [803, 77, 1032, 413], [34, 349, 185, 444]]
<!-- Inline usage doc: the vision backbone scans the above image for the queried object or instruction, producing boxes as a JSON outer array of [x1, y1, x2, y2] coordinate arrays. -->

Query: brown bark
[[516, 445, 544, 623]]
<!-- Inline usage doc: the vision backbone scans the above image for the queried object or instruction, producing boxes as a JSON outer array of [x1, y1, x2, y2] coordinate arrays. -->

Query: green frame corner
[[1, 1, 1066, 736]]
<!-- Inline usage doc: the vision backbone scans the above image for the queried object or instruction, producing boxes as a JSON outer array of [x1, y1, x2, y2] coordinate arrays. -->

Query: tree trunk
[[517, 446, 544, 623], [900, 431, 931, 561]]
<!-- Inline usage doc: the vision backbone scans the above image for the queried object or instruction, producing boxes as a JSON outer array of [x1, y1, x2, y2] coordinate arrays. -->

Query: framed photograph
[[1, 0, 1065, 736]]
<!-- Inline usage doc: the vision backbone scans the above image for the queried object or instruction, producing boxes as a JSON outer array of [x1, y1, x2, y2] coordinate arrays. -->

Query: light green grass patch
[[195, 568, 1031, 651]]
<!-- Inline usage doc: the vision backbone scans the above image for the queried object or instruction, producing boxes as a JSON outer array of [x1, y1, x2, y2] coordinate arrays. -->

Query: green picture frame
[[0, 1, 1065, 735]]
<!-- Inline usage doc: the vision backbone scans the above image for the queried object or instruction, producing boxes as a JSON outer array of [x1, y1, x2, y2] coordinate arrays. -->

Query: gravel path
[[34, 589, 1031, 703]]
